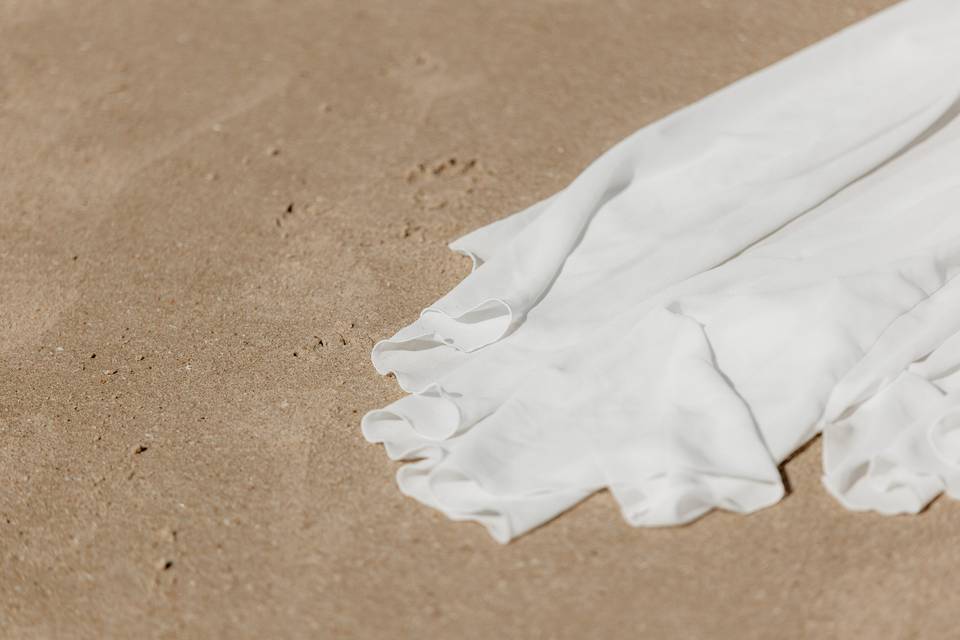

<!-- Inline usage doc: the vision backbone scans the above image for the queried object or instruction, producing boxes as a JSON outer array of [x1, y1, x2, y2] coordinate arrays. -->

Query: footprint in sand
[[405, 156, 483, 211]]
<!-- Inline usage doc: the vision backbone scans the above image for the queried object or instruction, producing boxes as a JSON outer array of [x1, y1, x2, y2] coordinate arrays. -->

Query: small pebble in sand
[[266, 146, 281, 157], [134, 445, 148, 455]]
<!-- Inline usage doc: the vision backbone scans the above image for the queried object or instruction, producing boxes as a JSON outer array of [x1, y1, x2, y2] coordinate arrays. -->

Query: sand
[[3, 0, 959, 638]]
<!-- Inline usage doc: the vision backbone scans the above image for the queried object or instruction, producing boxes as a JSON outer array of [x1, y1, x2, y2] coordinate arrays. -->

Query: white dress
[[364, 0, 960, 542]]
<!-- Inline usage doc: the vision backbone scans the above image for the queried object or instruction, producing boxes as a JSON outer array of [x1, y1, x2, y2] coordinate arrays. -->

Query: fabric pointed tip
[[449, 245, 483, 272], [369, 335, 447, 393], [418, 298, 514, 353], [611, 472, 786, 528], [395, 450, 592, 544], [820, 456, 943, 516], [821, 392, 960, 516], [369, 298, 514, 392], [363, 385, 462, 441], [395, 458, 515, 544], [361, 388, 464, 462]]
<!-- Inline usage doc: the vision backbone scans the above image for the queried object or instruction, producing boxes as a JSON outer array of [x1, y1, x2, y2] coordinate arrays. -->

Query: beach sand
[[4, 1, 958, 637]]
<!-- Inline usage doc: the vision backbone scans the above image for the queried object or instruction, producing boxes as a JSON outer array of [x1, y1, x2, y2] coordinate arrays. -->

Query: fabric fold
[[389, 307, 785, 541], [823, 373, 960, 514]]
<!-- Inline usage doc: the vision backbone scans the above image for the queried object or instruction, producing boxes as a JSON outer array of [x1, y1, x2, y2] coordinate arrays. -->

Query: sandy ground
[[3, 0, 959, 638]]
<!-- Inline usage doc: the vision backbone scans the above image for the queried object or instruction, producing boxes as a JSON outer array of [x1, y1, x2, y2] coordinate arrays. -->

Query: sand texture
[[4, 1, 959, 638]]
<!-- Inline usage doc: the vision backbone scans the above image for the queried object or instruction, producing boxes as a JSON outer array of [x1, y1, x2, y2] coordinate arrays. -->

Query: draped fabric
[[363, 0, 960, 542]]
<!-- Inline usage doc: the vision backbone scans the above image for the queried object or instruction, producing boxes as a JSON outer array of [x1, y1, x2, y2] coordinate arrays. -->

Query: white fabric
[[364, 0, 960, 542]]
